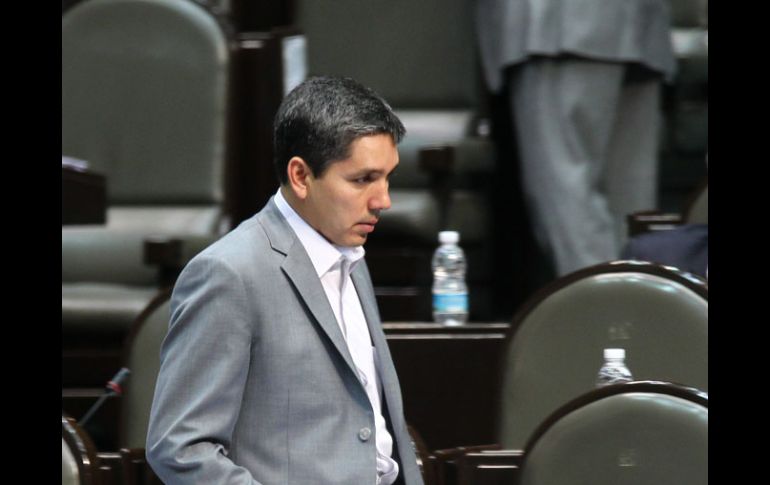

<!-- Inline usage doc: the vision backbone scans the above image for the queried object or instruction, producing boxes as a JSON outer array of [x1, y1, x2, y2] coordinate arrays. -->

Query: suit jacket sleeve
[[146, 254, 263, 485]]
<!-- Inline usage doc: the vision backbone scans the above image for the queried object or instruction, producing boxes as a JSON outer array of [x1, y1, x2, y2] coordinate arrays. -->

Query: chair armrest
[[96, 451, 124, 485], [120, 447, 163, 485], [456, 449, 524, 485], [432, 444, 503, 485], [143, 235, 219, 286], [626, 211, 684, 238], [419, 145, 454, 174], [418, 138, 495, 177]]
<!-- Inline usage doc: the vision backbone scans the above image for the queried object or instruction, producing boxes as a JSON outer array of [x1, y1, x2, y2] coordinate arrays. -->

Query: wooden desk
[[63, 321, 511, 453], [62, 165, 106, 225], [384, 323, 510, 450]]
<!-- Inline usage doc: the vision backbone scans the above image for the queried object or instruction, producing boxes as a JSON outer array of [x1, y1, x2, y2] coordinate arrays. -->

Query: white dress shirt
[[275, 189, 399, 485]]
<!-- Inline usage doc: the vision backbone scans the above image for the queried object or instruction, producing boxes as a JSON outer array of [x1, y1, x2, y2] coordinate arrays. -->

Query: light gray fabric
[[510, 59, 661, 275], [146, 198, 424, 485], [476, 0, 674, 276], [475, 0, 677, 92]]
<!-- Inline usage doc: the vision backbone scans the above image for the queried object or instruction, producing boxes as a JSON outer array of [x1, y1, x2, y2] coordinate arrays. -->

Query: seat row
[[63, 259, 707, 484], [65, 380, 707, 485]]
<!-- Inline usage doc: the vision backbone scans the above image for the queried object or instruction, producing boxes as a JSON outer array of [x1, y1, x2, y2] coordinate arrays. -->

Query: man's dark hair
[[273, 76, 406, 184]]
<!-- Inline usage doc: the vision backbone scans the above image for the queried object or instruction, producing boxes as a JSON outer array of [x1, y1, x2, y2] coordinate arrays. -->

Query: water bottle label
[[433, 293, 468, 312]]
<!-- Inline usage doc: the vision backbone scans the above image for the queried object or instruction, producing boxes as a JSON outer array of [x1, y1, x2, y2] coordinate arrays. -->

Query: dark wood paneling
[[385, 323, 509, 450], [62, 166, 106, 225]]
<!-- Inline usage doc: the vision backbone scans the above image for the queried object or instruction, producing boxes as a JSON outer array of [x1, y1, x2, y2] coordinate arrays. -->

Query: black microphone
[[79, 367, 131, 427]]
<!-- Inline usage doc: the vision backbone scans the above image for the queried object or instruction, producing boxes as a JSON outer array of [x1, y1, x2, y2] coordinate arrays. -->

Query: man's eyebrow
[[351, 168, 386, 177]]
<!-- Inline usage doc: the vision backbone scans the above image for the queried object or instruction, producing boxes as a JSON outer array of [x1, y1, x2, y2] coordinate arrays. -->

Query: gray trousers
[[509, 57, 662, 276]]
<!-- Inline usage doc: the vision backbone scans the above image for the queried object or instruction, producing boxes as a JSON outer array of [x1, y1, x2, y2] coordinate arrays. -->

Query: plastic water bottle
[[432, 231, 468, 326], [596, 348, 633, 387]]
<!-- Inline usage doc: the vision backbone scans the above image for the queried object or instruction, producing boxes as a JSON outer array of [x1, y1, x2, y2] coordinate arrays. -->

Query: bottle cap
[[438, 231, 460, 244], [604, 348, 625, 360]]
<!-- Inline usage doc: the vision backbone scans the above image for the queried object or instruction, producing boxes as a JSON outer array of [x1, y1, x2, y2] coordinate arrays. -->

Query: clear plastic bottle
[[431, 231, 468, 326], [596, 348, 633, 387]]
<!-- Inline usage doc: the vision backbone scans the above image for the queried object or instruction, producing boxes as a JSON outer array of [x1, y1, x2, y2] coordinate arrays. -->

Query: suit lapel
[[259, 199, 359, 380], [352, 264, 404, 422], [281, 247, 360, 377]]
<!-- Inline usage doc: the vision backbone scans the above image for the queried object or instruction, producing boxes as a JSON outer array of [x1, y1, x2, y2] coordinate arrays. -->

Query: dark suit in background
[[476, 0, 677, 276], [622, 224, 708, 278]]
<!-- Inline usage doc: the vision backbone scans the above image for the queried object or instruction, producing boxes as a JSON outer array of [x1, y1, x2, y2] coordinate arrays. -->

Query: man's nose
[[370, 181, 391, 212]]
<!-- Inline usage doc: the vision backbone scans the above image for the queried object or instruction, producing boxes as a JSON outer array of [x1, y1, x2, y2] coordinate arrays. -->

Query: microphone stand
[[79, 367, 131, 427]]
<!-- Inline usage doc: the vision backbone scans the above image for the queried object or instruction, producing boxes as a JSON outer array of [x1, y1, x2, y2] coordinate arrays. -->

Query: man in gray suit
[[146, 76, 424, 485], [476, 0, 677, 276]]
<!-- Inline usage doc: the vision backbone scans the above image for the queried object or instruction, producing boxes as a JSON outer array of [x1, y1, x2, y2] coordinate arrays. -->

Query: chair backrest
[[119, 290, 172, 449], [519, 381, 708, 485], [62, 0, 231, 207], [61, 0, 234, 285], [293, 0, 495, 260], [295, 0, 482, 110], [62, 415, 100, 485], [498, 261, 708, 449], [293, 0, 494, 200]]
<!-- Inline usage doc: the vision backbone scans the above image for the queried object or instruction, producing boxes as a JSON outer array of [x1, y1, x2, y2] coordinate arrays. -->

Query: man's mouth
[[356, 220, 378, 233]]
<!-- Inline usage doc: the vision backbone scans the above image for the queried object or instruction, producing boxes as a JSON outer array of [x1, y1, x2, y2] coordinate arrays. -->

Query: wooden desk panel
[[385, 323, 509, 451], [62, 165, 106, 225], [63, 322, 510, 454]]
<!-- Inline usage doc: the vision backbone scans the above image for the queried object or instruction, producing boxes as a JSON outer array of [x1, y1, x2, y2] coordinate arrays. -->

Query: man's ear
[[286, 156, 313, 200]]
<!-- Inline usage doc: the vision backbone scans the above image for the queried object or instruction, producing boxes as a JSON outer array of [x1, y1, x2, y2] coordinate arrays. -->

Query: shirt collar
[[274, 188, 365, 278]]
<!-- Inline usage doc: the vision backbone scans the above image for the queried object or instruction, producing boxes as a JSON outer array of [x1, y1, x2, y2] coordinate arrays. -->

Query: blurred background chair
[[519, 381, 708, 485], [62, 414, 100, 485], [61, 0, 238, 389], [294, 0, 498, 321], [118, 291, 171, 453], [69, 290, 173, 484], [497, 261, 708, 450]]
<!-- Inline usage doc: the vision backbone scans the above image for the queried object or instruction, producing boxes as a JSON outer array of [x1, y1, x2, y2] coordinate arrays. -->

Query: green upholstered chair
[[62, 0, 235, 385], [100, 290, 172, 485], [498, 261, 708, 450], [519, 381, 708, 485], [294, 0, 497, 320], [118, 290, 172, 451], [62, 415, 100, 485]]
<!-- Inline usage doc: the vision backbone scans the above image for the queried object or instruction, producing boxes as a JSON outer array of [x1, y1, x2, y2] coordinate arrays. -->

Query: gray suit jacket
[[475, 0, 677, 92], [146, 198, 424, 485]]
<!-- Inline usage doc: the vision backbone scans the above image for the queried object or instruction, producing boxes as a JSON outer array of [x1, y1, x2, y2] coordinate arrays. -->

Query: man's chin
[[341, 233, 368, 247]]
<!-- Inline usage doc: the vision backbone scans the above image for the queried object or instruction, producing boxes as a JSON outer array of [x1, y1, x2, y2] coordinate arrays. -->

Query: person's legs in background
[[509, 57, 626, 276]]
